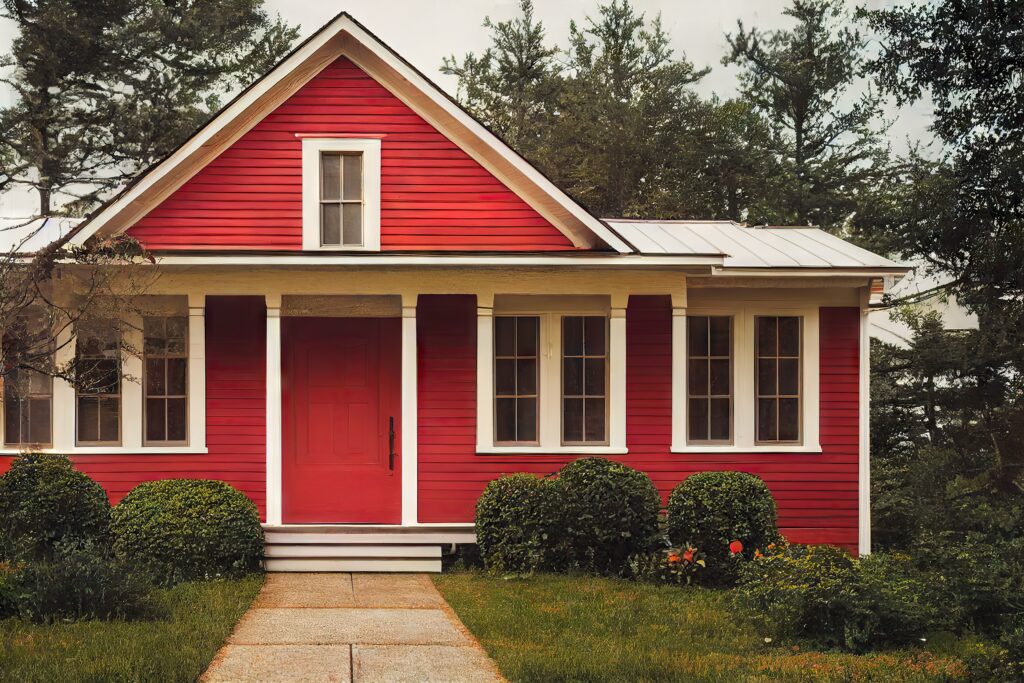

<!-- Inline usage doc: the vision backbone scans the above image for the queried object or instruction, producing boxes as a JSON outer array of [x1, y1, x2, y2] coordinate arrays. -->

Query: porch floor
[[201, 573, 502, 682]]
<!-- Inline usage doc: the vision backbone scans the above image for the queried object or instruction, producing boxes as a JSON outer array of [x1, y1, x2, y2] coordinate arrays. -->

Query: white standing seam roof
[[605, 219, 905, 271]]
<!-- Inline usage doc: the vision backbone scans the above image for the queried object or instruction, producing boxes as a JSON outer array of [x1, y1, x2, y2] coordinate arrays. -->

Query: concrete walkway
[[202, 573, 503, 683]]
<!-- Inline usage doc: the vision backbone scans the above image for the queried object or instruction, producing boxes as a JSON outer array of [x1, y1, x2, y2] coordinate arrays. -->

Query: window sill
[[476, 445, 629, 456], [671, 444, 823, 455], [0, 446, 209, 456]]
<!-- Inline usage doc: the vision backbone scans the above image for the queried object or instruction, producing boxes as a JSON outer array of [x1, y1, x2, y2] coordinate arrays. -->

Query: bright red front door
[[282, 317, 401, 523]]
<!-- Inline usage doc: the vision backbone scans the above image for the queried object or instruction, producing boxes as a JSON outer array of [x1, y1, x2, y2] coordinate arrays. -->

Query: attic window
[[302, 138, 381, 251]]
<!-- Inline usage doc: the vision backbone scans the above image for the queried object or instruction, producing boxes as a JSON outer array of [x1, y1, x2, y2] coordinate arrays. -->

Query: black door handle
[[389, 416, 396, 470]]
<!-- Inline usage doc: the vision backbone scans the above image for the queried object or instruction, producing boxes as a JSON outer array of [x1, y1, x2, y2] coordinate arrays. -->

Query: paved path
[[202, 573, 503, 683]]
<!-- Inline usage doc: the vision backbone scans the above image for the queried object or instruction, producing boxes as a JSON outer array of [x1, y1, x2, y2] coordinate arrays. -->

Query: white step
[[265, 544, 442, 559], [264, 530, 476, 546], [265, 557, 442, 573]]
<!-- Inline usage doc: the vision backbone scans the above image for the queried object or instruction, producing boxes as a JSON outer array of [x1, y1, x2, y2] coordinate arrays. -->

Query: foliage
[[4, 540, 156, 624], [0, 575, 262, 683], [666, 471, 780, 582], [475, 473, 566, 574], [111, 479, 263, 586], [557, 457, 661, 572], [625, 545, 705, 586], [0, 453, 110, 562]]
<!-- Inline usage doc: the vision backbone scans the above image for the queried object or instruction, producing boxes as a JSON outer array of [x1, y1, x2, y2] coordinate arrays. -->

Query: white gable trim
[[69, 13, 631, 254]]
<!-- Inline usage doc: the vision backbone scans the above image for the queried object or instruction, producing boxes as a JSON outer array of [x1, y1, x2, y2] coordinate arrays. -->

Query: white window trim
[[301, 137, 382, 252], [671, 305, 821, 454], [476, 299, 627, 455], [0, 299, 208, 456]]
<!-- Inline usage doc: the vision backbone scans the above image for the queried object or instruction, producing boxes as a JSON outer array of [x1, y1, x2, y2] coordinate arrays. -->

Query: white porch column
[[475, 294, 494, 452], [265, 294, 283, 526], [52, 325, 76, 451], [188, 294, 206, 450], [609, 294, 628, 450], [858, 288, 872, 555], [670, 295, 687, 452], [121, 316, 144, 448], [401, 294, 418, 526]]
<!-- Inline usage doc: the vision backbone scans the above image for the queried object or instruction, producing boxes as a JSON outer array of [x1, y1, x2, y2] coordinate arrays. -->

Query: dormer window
[[302, 137, 381, 251]]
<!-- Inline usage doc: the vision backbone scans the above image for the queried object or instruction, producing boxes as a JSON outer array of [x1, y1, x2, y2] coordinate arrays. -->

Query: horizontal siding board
[[127, 57, 575, 252]]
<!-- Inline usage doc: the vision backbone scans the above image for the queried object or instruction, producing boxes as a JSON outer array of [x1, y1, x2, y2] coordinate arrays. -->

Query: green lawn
[[0, 574, 263, 683], [434, 572, 971, 683]]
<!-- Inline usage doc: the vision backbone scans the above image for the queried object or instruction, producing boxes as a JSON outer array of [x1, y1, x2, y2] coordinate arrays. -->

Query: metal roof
[[605, 219, 906, 271]]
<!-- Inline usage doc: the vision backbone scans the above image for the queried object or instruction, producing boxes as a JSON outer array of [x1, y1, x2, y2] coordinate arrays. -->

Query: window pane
[[146, 398, 166, 442], [516, 358, 537, 395], [563, 357, 583, 395], [342, 203, 362, 245], [779, 317, 800, 357], [516, 318, 538, 356], [584, 317, 606, 355], [144, 317, 166, 354], [584, 358, 605, 395], [28, 371, 51, 395], [321, 153, 341, 200], [343, 154, 362, 201], [516, 398, 537, 442], [757, 359, 777, 396], [495, 398, 516, 442], [709, 359, 730, 395], [563, 317, 584, 356], [756, 317, 777, 356], [494, 317, 515, 356], [688, 316, 709, 356], [757, 398, 778, 441], [495, 358, 516, 395], [321, 204, 341, 245], [30, 398, 51, 444], [4, 399, 21, 444], [779, 398, 800, 441], [584, 398, 606, 442], [709, 317, 731, 356], [167, 398, 187, 441], [167, 358, 187, 395], [688, 398, 708, 441], [167, 317, 188, 343], [99, 398, 119, 442], [688, 358, 708, 395], [146, 358, 165, 396], [778, 358, 800, 396], [563, 398, 583, 442], [78, 397, 99, 443], [710, 398, 730, 441]]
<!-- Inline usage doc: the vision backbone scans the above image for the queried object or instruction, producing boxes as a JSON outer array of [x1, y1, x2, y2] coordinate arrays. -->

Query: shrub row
[[0, 453, 264, 623], [476, 458, 780, 579]]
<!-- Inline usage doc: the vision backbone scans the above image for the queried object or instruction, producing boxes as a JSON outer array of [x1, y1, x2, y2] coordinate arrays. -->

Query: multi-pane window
[[144, 317, 188, 444], [756, 316, 801, 443], [562, 316, 607, 444], [688, 316, 732, 443], [76, 321, 121, 445], [2, 321, 53, 447], [494, 316, 539, 444], [319, 152, 363, 247]]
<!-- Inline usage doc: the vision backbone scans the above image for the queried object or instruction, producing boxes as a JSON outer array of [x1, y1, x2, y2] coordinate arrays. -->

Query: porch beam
[[401, 293, 418, 526], [265, 294, 283, 526]]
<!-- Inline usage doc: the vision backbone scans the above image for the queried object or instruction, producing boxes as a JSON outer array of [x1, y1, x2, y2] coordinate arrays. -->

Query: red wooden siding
[[0, 297, 268, 517], [417, 296, 861, 552], [126, 58, 575, 252]]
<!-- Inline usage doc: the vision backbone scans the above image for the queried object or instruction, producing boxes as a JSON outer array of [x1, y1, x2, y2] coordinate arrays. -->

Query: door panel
[[282, 317, 401, 523]]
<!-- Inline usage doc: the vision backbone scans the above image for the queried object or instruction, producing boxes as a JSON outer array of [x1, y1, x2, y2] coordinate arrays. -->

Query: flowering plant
[[627, 545, 706, 585]]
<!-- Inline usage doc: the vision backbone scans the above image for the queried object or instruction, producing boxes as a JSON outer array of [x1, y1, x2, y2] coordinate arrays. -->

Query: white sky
[[0, 0, 933, 216]]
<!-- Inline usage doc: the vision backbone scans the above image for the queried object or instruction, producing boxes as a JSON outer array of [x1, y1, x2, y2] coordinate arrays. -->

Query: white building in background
[[869, 266, 978, 348]]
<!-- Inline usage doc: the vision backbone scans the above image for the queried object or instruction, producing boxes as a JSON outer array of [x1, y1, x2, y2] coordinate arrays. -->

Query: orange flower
[[667, 553, 681, 564], [754, 549, 764, 559], [729, 540, 744, 555], [682, 548, 695, 563]]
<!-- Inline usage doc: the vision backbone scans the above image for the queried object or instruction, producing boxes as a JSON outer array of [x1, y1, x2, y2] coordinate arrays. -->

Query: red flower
[[682, 548, 694, 563], [729, 540, 744, 555], [667, 553, 681, 564]]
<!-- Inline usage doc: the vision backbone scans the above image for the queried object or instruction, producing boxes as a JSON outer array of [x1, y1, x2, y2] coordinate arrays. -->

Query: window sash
[[755, 315, 802, 444], [3, 368, 53, 447], [493, 316, 540, 445], [561, 315, 608, 445], [319, 152, 364, 247], [75, 323, 121, 446], [687, 315, 733, 444], [143, 316, 188, 445]]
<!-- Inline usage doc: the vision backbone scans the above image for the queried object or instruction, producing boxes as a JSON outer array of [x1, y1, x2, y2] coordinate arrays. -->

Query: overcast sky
[[0, 0, 932, 216]]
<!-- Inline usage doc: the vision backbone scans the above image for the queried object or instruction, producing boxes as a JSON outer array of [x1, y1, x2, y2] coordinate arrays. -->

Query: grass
[[434, 572, 973, 683], [0, 574, 263, 683]]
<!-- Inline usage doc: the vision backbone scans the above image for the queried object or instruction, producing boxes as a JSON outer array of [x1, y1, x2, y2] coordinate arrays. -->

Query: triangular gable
[[70, 13, 631, 253]]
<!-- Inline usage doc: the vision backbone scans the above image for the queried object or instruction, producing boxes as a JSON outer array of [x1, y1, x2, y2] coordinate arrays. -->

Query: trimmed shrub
[[0, 453, 110, 561], [857, 551, 944, 645], [111, 479, 263, 585], [476, 473, 566, 574], [558, 457, 661, 572], [5, 540, 157, 623], [667, 471, 779, 580]]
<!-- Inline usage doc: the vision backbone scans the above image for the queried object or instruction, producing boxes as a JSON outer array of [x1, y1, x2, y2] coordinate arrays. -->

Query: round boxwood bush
[[111, 479, 263, 585], [0, 453, 110, 561], [667, 471, 779, 579], [476, 473, 566, 574], [557, 457, 661, 573]]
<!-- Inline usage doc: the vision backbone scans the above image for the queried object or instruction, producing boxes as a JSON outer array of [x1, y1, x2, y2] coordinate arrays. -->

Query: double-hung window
[[302, 138, 381, 251], [2, 323, 53, 447], [687, 316, 732, 443], [75, 321, 121, 445], [756, 316, 802, 443], [144, 316, 188, 445], [319, 152, 363, 247], [494, 316, 540, 444], [562, 316, 608, 445]]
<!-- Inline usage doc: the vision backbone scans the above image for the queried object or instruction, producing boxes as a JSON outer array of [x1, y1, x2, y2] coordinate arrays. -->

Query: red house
[[0, 14, 906, 571]]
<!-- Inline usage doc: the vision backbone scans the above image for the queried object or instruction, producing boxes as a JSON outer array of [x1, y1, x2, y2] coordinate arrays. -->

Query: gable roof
[[68, 12, 632, 253]]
